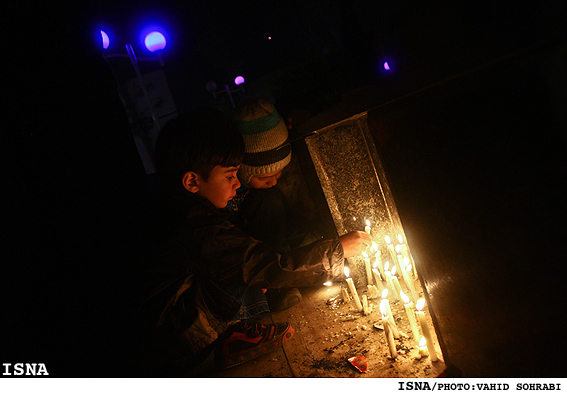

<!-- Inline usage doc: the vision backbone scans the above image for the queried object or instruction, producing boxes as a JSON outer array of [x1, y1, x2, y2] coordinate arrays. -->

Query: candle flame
[[416, 298, 425, 311], [373, 261, 378, 269], [400, 290, 410, 304], [381, 289, 388, 299], [419, 337, 427, 347], [344, 267, 350, 278], [371, 241, 378, 252], [380, 301, 388, 317], [395, 244, 402, 253], [362, 251, 369, 259], [397, 234, 404, 244], [366, 220, 370, 227], [323, 281, 332, 286], [385, 235, 391, 244], [391, 265, 397, 276], [384, 261, 390, 270]]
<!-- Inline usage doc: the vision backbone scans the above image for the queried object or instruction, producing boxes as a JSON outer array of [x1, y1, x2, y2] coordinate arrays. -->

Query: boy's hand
[[339, 231, 372, 258]]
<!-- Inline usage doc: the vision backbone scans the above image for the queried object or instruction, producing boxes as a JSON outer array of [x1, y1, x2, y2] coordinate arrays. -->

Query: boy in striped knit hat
[[224, 99, 306, 311], [224, 99, 293, 249]]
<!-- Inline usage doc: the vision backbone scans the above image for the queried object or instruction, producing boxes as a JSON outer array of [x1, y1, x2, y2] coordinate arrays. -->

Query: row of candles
[[343, 223, 438, 361]]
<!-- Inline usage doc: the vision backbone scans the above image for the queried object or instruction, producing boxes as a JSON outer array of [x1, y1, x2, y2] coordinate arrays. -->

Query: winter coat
[[144, 189, 345, 358]]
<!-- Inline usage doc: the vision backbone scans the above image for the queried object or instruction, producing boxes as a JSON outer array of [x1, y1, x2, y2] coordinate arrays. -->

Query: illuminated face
[[196, 165, 241, 208], [248, 169, 283, 189]]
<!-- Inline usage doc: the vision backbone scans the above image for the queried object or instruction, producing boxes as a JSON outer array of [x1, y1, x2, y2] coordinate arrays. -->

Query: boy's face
[[248, 169, 283, 189], [196, 165, 241, 208]]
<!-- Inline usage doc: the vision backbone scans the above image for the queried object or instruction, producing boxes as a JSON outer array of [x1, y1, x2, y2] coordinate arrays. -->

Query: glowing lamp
[[144, 31, 166, 52], [378, 57, 395, 75], [100, 30, 110, 50], [234, 76, 245, 85]]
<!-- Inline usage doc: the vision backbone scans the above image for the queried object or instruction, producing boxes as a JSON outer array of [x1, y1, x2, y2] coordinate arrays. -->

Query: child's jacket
[[145, 190, 344, 357]]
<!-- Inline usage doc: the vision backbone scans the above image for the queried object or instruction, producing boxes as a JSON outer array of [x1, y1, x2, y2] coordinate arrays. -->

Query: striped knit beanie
[[233, 99, 292, 184]]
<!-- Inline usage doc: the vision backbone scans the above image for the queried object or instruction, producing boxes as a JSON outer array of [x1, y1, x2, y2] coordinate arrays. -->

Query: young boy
[[145, 108, 370, 374], [224, 98, 316, 310], [224, 99, 294, 252]]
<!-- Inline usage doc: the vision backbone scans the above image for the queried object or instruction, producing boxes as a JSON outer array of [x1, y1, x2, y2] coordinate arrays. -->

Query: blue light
[[234, 76, 245, 85], [378, 56, 395, 75], [144, 31, 166, 52], [100, 30, 110, 49]]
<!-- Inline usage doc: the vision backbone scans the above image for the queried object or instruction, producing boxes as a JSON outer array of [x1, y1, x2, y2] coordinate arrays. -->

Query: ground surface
[[200, 283, 446, 378]]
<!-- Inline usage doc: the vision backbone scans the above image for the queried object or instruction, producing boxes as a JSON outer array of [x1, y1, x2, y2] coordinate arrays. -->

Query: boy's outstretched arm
[[339, 231, 372, 258]]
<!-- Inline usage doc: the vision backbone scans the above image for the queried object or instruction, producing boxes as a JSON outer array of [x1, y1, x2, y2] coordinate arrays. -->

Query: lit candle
[[416, 298, 438, 361], [385, 235, 400, 274], [384, 263, 399, 301], [364, 220, 371, 235], [400, 291, 420, 342], [398, 234, 417, 278], [403, 256, 419, 301], [397, 234, 410, 259], [380, 301, 397, 359], [363, 251, 372, 286], [372, 267, 385, 293], [374, 250, 386, 280], [390, 266, 404, 301], [381, 289, 399, 338], [394, 244, 405, 278], [417, 337, 428, 359], [371, 241, 378, 254], [344, 267, 363, 312]]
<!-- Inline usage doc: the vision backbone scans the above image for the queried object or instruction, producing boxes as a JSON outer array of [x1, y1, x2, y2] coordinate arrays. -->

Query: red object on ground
[[348, 355, 368, 373]]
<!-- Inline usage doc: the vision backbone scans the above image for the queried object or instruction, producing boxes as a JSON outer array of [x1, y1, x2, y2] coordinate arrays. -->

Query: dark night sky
[[4, 0, 567, 376], [7, 1, 566, 134]]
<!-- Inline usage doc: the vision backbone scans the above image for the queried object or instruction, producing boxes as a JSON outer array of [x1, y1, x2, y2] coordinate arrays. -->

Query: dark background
[[4, 0, 566, 376]]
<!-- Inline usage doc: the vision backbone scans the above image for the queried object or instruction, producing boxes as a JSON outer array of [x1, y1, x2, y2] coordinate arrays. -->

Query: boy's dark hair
[[155, 109, 245, 191]]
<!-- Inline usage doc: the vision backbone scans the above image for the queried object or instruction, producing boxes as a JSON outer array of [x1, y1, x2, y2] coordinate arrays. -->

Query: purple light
[[144, 31, 166, 52], [234, 76, 245, 85], [100, 30, 110, 49], [268, 36, 272, 40], [383, 61, 391, 71]]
